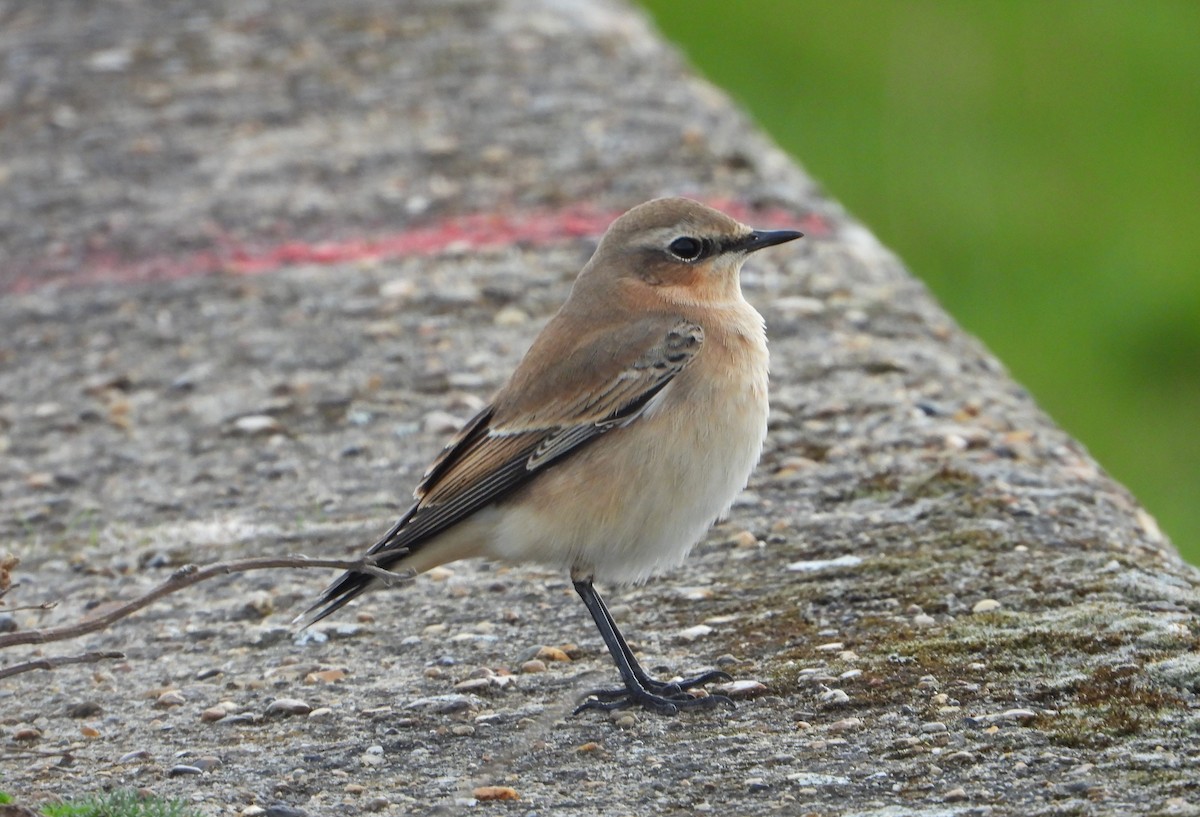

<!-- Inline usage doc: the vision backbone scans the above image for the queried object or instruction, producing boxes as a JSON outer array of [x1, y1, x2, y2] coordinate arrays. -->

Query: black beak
[[737, 229, 804, 253]]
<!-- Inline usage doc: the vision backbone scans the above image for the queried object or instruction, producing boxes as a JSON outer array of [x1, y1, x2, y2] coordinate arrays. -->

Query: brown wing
[[297, 317, 703, 626], [416, 316, 704, 505]]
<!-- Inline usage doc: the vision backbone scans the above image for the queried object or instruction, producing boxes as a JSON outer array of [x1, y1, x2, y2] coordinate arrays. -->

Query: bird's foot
[[574, 670, 734, 716], [584, 669, 732, 699]]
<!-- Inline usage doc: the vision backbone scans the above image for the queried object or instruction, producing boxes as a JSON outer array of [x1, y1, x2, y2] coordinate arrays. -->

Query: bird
[[297, 197, 803, 714]]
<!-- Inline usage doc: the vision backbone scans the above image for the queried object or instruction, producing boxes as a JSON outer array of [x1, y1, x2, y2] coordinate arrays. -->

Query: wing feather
[[296, 317, 703, 626]]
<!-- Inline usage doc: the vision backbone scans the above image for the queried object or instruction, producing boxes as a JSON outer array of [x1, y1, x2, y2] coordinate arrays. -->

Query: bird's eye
[[667, 236, 705, 261]]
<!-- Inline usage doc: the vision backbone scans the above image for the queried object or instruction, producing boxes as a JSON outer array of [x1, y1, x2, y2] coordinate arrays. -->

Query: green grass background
[[639, 0, 1200, 562]]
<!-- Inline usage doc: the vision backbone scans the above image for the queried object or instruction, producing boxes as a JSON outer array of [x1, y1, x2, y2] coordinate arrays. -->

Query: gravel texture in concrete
[[2, 1, 1198, 815]]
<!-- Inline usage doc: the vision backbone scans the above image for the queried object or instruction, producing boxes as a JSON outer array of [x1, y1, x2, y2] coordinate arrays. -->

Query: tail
[[292, 569, 380, 630], [293, 508, 418, 629]]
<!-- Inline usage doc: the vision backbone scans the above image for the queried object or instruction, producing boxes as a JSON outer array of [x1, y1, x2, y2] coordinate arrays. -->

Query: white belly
[[489, 355, 769, 584]]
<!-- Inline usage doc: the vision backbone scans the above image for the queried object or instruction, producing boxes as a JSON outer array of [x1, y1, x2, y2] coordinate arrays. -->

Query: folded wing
[[296, 317, 704, 626]]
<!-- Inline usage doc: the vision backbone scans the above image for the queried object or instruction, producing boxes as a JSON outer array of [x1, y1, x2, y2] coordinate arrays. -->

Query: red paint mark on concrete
[[222, 206, 619, 276], [4, 200, 830, 293]]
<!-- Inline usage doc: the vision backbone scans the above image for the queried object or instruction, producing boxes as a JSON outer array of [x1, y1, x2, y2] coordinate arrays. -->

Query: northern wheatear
[[299, 198, 802, 714]]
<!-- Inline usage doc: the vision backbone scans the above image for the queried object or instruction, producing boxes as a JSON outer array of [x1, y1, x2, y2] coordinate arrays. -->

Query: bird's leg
[[572, 578, 733, 715], [583, 581, 733, 696]]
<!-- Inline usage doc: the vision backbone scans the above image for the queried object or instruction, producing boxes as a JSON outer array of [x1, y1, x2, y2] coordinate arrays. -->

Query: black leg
[[586, 583, 732, 695], [572, 579, 733, 715]]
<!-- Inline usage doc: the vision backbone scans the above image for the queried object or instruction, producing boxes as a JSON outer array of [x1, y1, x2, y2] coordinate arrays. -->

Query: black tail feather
[[294, 506, 420, 629], [293, 569, 377, 629]]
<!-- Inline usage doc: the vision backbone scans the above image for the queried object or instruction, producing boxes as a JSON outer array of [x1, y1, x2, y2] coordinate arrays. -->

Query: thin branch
[[3, 747, 79, 759], [0, 553, 410, 651], [0, 650, 125, 681], [3, 601, 57, 614]]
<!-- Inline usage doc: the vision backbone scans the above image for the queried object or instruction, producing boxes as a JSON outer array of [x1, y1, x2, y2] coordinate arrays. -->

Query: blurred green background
[[639, 0, 1199, 562]]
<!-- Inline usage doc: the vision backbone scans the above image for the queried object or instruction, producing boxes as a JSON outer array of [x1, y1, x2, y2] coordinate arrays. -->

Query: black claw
[[573, 678, 736, 717], [670, 669, 733, 689], [579, 686, 633, 702], [579, 670, 730, 702], [574, 690, 733, 716], [574, 694, 674, 716]]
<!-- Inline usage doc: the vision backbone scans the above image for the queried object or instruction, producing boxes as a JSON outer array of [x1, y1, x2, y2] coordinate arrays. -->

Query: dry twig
[[0, 650, 126, 681], [0, 553, 409, 655]]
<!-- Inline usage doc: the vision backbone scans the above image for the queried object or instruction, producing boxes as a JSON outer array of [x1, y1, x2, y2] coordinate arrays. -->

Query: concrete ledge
[[2, 1, 1197, 815]]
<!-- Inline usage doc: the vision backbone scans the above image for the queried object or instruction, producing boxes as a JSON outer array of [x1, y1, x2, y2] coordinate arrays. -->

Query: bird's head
[[584, 197, 803, 306]]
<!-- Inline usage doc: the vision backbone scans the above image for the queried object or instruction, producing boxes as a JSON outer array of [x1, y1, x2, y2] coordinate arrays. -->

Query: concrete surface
[[2, 1, 1198, 815]]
